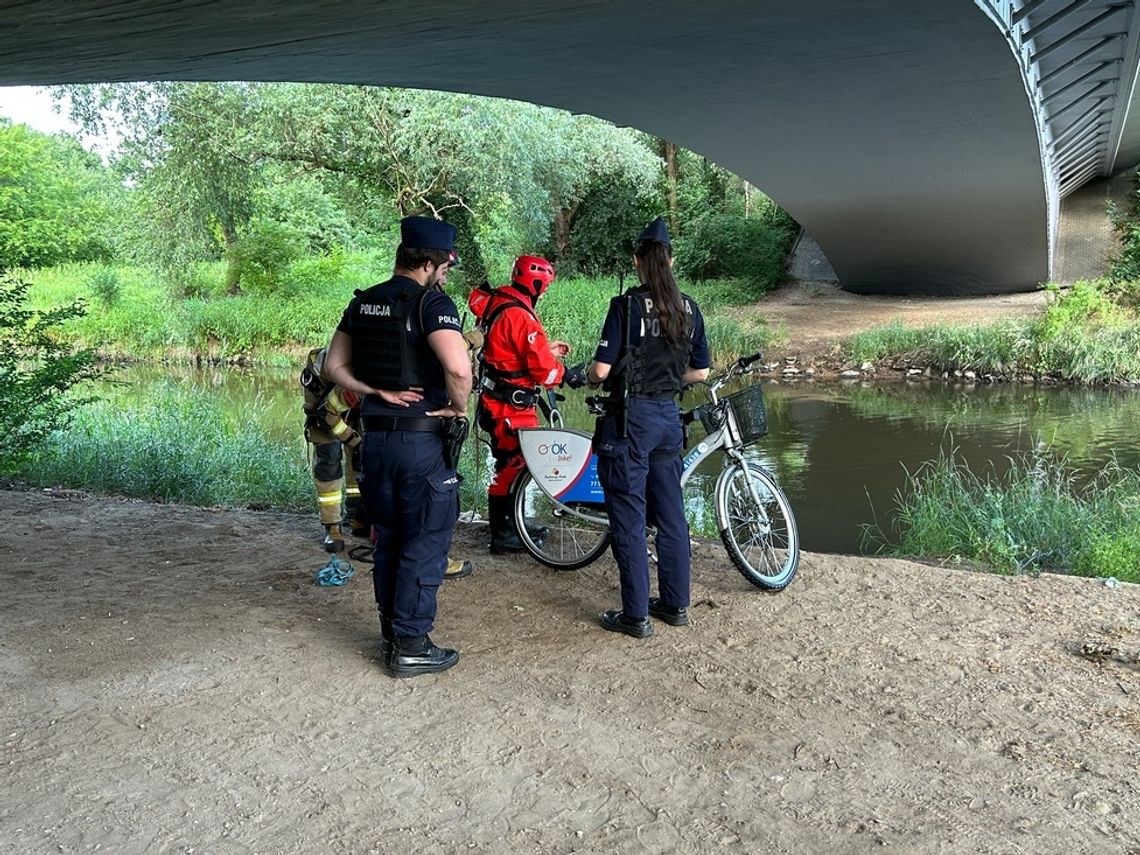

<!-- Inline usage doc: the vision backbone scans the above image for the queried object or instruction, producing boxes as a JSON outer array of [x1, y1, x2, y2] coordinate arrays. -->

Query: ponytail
[[635, 240, 690, 344]]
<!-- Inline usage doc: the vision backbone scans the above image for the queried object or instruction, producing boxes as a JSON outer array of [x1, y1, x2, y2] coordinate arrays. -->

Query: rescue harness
[[476, 289, 542, 409]]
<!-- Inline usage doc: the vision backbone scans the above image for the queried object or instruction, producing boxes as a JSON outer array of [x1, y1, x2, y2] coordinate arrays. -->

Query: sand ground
[[1, 487, 1137, 854]]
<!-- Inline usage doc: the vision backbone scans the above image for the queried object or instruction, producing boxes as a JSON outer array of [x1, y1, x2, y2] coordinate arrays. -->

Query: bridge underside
[[0, 1, 1058, 294]]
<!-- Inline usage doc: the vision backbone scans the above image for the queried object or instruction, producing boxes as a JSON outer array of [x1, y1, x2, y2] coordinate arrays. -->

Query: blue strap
[[315, 555, 356, 587]]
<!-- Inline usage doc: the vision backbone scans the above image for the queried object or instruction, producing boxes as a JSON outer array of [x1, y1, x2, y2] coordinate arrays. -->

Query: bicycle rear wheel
[[715, 462, 799, 591], [513, 472, 611, 570]]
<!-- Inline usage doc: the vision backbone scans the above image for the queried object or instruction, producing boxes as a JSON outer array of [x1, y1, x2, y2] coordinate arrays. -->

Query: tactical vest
[[349, 278, 444, 391], [611, 292, 693, 396]]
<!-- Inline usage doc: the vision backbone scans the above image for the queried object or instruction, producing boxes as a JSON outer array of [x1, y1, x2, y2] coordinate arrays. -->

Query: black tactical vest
[[349, 278, 444, 391], [613, 291, 693, 396]]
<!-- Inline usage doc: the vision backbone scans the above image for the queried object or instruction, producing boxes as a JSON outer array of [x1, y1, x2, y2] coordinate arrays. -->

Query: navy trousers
[[596, 397, 691, 619], [359, 430, 459, 638]]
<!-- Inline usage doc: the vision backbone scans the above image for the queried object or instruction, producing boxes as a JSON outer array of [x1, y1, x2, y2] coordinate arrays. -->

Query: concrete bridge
[[3, 0, 1140, 294]]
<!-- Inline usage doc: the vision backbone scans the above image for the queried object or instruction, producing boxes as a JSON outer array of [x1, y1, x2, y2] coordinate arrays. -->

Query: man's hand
[[562, 363, 588, 389], [377, 389, 424, 407], [427, 404, 468, 418], [549, 340, 571, 358]]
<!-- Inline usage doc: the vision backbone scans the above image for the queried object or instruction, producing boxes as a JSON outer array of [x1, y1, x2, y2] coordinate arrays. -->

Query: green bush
[[0, 272, 103, 475], [673, 211, 795, 293], [86, 265, 122, 309], [562, 179, 659, 277], [227, 220, 307, 296]]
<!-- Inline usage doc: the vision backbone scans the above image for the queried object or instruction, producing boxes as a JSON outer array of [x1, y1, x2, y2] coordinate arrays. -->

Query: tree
[[0, 119, 120, 269], [0, 271, 102, 475], [59, 83, 264, 293]]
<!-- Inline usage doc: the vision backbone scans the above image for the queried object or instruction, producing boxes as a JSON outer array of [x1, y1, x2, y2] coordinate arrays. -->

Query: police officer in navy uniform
[[323, 216, 472, 677], [587, 217, 710, 638]]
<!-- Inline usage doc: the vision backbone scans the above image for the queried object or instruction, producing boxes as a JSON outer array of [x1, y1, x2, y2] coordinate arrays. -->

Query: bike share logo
[[683, 442, 708, 470], [537, 442, 572, 462]]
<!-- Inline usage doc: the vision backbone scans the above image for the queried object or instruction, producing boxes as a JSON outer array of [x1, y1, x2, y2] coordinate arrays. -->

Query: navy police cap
[[637, 216, 671, 250], [400, 216, 457, 252]]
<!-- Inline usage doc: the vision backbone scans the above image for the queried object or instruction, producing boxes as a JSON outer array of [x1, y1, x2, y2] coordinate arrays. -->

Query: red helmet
[[511, 255, 556, 299]]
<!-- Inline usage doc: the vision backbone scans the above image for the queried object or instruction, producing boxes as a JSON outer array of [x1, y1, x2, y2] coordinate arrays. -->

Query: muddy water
[[106, 365, 1140, 554]]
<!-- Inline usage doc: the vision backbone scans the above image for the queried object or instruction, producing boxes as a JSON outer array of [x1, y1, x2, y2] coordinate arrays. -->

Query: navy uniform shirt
[[337, 275, 462, 417], [593, 286, 711, 371]]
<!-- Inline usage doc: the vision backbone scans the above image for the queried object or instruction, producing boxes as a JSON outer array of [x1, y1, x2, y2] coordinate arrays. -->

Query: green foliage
[[865, 446, 1140, 582], [19, 383, 312, 510], [86, 264, 122, 308], [0, 272, 103, 475], [673, 210, 795, 291], [54, 83, 777, 295], [847, 280, 1140, 383], [226, 220, 307, 296], [0, 120, 120, 269], [561, 179, 658, 276], [1108, 170, 1140, 282]]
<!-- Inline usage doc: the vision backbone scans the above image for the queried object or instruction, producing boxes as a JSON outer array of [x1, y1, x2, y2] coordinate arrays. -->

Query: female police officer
[[587, 217, 710, 638]]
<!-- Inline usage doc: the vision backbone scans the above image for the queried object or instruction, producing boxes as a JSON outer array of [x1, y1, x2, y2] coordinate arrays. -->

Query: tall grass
[[26, 259, 779, 368], [537, 275, 777, 366], [847, 281, 1140, 384], [863, 446, 1140, 582], [20, 383, 313, 511]]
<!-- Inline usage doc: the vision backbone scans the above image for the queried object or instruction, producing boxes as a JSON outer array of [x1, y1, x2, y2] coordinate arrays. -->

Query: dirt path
[[743, 282, 1050, 365], [1, 488, 1137, 854]]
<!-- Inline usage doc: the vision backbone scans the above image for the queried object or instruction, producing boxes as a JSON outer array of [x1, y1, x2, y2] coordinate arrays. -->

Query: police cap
[[637, 216, 672, 251], [400, 216, 457, 252]]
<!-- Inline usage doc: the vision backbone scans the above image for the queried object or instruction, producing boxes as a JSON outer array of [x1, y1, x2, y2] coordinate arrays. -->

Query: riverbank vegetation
[[866, 447, 1140, 584], [846, 279, 1140, 384], [0, 273, 101, 476], [24, 259, 778, 368]]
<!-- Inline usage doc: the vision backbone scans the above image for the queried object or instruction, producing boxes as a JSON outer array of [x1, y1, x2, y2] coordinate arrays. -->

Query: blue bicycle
[[513, 353, 799, 591]]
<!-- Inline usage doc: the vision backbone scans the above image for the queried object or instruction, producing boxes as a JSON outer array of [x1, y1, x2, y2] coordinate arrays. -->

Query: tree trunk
[[661, 139, 679, 233], [221, 222, 241, 295]]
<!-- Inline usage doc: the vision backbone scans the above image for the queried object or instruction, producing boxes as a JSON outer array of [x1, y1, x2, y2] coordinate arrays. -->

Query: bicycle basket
[[724, 384, 769, 444]]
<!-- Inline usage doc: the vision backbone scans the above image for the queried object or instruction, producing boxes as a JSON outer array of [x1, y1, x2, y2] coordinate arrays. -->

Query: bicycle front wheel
[[513, 472, 612, 570], [715, 462, 799, 591]]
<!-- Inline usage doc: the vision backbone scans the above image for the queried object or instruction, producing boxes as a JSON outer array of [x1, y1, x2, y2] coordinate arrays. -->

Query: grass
[[846, 280, 1140, 384], [20, 383, 314, 511], [862, 445, 1140, 583], [22, 257, 780, 369]]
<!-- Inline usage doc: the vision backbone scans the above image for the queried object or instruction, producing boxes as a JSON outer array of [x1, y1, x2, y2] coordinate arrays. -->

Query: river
[[105, 365, 1140, 555]]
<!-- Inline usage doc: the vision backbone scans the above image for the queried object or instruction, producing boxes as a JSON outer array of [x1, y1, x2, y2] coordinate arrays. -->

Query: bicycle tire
[[513, 472, 611, 570], [715, 462, 799, 591]]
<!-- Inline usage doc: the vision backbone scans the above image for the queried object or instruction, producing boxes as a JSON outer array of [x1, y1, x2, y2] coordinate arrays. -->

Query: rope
[[315, 554, 356, 586]]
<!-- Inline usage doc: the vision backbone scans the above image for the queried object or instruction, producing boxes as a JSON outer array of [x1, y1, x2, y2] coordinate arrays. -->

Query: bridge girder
[[2, 1, 1138, 294]]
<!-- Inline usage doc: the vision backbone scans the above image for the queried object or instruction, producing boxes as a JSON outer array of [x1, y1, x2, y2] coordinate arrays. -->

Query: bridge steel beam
[[2, 0, 1134, 295]]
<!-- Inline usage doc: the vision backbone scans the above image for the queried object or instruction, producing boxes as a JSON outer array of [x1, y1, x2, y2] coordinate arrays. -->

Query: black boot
[[390, 635, 459, 677], [378, 616, 393, 665], [322, 524, 345, 554], [488, 494, 525, 554]]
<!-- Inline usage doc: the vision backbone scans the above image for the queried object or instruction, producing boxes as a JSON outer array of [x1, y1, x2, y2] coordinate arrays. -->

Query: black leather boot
[[379, 616, 394, 665], [488, 495, 525, 554], [389, 636, 459, 677]]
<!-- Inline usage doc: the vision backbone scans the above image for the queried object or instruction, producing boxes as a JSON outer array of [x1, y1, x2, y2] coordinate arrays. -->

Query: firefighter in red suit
[[472, 255, 587, 553]]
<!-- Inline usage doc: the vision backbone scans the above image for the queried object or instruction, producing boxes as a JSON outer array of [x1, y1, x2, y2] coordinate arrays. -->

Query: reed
[[20, 383, 313, 511], [863, 445, 1140, 582]]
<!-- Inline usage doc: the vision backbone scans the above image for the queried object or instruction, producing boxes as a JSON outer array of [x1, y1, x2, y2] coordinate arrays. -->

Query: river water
[[106, 365, 1140, 555]]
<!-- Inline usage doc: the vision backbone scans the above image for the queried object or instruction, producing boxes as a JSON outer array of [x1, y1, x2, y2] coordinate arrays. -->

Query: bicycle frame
[[518, 403, 756, 520], [518, 352, 769, 520]]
